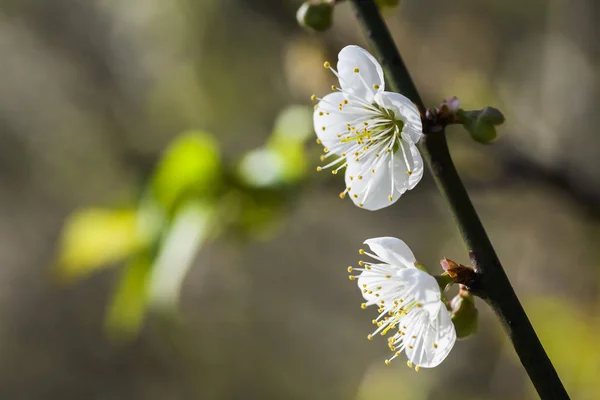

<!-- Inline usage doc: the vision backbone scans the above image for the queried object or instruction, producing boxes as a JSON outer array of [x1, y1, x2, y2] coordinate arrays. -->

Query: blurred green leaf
[[151, 131, 221, 211], [55, 208, 140, 282], [106, 255, 152, 340], [148, 200, 213, 310], [238, 147, 286, 188], [271, 105, 313, 143]]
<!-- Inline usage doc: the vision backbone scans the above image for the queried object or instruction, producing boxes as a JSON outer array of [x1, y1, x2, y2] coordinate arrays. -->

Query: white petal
[[376, 91, 423, 144], [314, 92, 361, 155], [337, 45, 384, 103], [405, 307, 456, 368], [344, 148, 417, 211], [363, 237, 416, 268], [356, 264, 397, 304], [396, 268, 442, 318], [406, 143, 424, 190]]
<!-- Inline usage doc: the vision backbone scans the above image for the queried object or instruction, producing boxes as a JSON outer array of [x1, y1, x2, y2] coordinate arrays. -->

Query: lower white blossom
[[312, 45, 424, 210], [348, 237, 456, 370]]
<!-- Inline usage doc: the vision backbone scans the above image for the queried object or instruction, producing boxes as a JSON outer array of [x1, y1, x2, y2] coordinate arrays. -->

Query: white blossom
[[349, 237, 456, 370], [313, 45, 424, 210]]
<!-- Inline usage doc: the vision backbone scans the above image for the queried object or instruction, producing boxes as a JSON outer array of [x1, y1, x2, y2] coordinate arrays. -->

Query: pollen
[[367, 334, 373, 341], [407, 170, 413, 175], [339, 192, 346, 199], [331, 85, 337, 90], [359, 249, 365, 255], [407, 361, 413, 368], [323, 61, 331, 68], [359, 203, 364, 207], [347, 266, 353, 272], [310, 94, 317, 101], [415, 366, 420, 372], [373, 84, 380, 89], [316, 167, 322, 172], [321, 126, 326, 131], [361, 303, 367, 309], [348, 275, 356, 281], [353, 67, 360, 73], [384, 359, 391, 366], [388, 195, 393, 201], [358, 175, 363, 180]]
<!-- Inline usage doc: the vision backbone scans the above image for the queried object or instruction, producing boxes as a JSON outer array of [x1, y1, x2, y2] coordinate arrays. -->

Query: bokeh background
[[0, 0, 599, 398]]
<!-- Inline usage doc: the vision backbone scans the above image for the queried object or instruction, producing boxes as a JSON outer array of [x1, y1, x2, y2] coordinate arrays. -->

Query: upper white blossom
[[313, 45, 424, 211], [348, 237, 456, 370]]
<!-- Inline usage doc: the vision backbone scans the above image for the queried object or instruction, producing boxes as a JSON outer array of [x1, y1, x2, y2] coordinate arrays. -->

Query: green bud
[[450, 286, 479, 339], [458, 107, 505, 144], [296, 1, 334, 32]]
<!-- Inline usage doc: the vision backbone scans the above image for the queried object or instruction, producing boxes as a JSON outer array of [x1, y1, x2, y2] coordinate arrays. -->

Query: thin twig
[[348, 1, 569, 398]]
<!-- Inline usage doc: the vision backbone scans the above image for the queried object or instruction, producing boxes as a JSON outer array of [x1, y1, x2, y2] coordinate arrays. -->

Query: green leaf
[[55, 208, 140, 282], [148, 200, 213, 310], [151, 131, 221, 211], [106, 255, 152, 340]]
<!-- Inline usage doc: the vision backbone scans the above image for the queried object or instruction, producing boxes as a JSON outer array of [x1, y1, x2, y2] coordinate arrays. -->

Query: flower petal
[[337, 45, 384, 103], [363, 237, 416, 268], [344, 144, 421, 210], [405, 307, 456, 368], [376, 91, 422, 144], [396, 268, 442, 317], [406, 143, 424, 190], [313, 92, 362, 155]]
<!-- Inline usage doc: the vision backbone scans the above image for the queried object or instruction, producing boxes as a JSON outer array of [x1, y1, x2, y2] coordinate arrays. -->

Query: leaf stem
[[348, 1, 569, 398]]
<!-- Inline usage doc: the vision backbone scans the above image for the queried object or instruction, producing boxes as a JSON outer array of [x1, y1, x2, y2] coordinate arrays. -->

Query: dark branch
[[348, 1, 569, 398]]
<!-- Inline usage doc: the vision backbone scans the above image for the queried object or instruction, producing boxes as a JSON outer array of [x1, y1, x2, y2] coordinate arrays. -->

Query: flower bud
[[296, 1, 334, 32], [458, 107, 505, 144], [450, 286, 479, 339]]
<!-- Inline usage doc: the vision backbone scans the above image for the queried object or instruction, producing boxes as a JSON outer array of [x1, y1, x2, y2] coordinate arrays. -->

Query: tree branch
[[348, 1, 569, 398]]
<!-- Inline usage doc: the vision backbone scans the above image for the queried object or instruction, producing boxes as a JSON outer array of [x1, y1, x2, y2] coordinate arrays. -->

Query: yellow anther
[[384, 359, 391, 366], [416, 303, 423, 308], [324, 61, 331, 68], [365, 265, 371, 270], [353, 67, 360, 73], [408, 345, 413, 349], [407, 170, 413, 175], [386, 275, 391, 278], [433, 343, 438, 349], [363, 122, 369, 126], [347, 266, 353, 272], [359, 249, 365, 255], [339, 192, 346, 199], [372, 168, 376, 173], [367, 290, 373, 294], [375, 293, 380, 297], [353, 194, 358, 198], [359, 261, 364, 266], [349, 176, 354, 181], [332, 170, 338, 175], [361, 303, 367, 309], [344, 99, 348, 104], [321, 126, 326, 131], [388, 195, 393, 201], [411, 335, 417, 339], [372, 319, 377, 324], [323, 147, 329, 153], [407, 361, 413, 368], [316, 138, 321, 144], [373, 84, 380, 89], [314, 105, 318, 110], [311, 94, 317, 101], [359, 203, 364, 207], [358, 175, 363, 180], [348, 275, 356, 281], [316, 166, 322, 172], [320, 155, 326, 162], [319, 111, 323, 116], [331, 85, 337, 90], [367, 334, 373, 341]]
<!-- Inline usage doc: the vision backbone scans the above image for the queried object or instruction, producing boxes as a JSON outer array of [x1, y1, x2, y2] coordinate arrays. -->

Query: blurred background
[[0, 0, 598, 398]]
